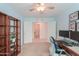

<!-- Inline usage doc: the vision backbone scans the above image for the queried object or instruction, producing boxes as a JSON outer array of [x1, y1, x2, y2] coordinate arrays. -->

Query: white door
[[32, 22, 48, 43]]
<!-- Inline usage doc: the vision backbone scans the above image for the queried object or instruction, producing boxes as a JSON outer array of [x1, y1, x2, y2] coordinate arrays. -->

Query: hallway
[[19, 42, 50, 56]]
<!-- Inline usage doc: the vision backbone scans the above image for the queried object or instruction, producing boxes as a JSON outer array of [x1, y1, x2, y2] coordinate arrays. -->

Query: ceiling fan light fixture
[[36, 6, 45, 12], [40, 3, 44, 6], [30, 3, 55, 13]]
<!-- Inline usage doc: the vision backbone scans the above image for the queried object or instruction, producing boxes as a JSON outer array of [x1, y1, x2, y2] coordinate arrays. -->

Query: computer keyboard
[[62, 41, 79, 47]]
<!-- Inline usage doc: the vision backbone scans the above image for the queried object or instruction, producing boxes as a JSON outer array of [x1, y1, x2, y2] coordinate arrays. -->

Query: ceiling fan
[[29, 3, 55, 13]]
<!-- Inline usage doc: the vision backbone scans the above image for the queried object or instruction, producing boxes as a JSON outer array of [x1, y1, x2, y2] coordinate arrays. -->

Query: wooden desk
[[56, 40, 79, 56]]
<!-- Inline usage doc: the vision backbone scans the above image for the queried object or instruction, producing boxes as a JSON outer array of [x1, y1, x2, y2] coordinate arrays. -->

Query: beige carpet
[[18, 42, 50, 56]]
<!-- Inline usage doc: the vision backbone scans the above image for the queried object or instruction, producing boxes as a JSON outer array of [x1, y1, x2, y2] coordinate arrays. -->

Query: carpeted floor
[[18, 42, 50, 56]]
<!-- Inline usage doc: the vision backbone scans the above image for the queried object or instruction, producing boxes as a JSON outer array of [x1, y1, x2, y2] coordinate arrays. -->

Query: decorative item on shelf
[[10, 33, 16, 43]]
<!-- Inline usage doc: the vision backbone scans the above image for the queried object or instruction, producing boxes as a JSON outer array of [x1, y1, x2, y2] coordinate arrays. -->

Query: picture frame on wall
[[77, 21, 79, 31], [69, 21, 76, 31], [69, 11, 79, 21]]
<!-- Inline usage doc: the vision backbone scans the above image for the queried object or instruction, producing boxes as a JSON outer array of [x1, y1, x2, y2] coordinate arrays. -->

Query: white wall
[[24, 17, 56, 44], [48, 22, 56, 42], [24, 21, 32, 43], [56, 4, 79, 38]]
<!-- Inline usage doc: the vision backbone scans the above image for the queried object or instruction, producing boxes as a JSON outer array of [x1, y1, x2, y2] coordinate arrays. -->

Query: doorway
[[32, 22, 48, 43]]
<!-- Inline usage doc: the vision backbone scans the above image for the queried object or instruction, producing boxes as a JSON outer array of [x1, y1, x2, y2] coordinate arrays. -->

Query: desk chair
[[49, 36, 68, 56]]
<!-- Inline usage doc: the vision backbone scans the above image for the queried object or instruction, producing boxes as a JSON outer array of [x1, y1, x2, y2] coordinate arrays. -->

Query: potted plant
[[10, 33, 16, 43]]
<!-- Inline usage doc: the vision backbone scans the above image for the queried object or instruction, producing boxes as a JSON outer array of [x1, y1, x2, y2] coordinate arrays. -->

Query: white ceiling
[[6, 3, 74, 17]]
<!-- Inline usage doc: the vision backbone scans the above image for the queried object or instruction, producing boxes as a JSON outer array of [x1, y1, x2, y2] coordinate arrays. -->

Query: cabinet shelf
[[10, 26, 16, 27], [0, 46, 5, 51], [0, 25, 6, 27], [0, 35, 6, 38]]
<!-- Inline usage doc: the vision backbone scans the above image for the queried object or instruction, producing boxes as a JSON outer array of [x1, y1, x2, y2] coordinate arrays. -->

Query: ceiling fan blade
[[29, 8, 35, 11], [37, 3, 41, 5], [35, 3, 44, 6], [35, 3, 41, 7], [47, 7, 55, 9]]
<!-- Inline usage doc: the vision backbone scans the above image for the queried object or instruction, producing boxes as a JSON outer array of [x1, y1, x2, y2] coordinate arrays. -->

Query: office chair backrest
[[50, 36, 59, 53]]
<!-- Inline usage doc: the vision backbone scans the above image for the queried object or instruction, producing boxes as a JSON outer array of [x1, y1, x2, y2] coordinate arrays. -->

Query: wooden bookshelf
[[0, 12, 21, 56]]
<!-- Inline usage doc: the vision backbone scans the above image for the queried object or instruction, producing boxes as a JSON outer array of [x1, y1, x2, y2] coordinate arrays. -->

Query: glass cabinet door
[[9, 17, 16, 55], [10, 17, 15, 26]]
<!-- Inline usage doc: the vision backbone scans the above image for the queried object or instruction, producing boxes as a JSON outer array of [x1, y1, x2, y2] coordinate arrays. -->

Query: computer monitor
[[59, 30, 69, 38], [70, 31, 79, 42]]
